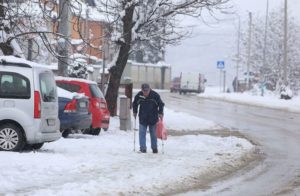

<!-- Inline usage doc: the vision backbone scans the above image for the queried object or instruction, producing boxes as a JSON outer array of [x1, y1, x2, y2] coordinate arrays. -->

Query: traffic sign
[[217, 61, 225, 69]]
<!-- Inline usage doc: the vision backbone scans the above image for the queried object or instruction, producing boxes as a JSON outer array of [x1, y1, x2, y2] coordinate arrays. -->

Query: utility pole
[[262, 0, 269, 77], [27, 39, 33, 60], [246, 12, 253, 90], [223, 70, 226, 93], [235, 15, 241, 92], [57, 0, 71, 76], [283, 0, 288, 84], [101, 24, 108, 93], [85, 6, 90, 62]]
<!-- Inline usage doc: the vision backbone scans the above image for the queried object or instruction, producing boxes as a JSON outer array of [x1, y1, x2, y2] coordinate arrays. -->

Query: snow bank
[[164, 108, 219, 131], [198, 87, 300, 113]]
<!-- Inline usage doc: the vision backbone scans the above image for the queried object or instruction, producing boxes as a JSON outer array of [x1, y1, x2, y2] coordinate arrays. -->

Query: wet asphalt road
[[161, 92, 300, 196]]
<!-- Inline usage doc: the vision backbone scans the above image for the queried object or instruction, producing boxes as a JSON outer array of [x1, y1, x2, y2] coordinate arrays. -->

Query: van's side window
[[40, 73, 57, 102], [0, 72, 30, 99]]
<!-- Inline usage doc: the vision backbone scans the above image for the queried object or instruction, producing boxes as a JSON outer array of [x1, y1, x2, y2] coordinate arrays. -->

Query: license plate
[[47, 119, 55, 126], [79, 102, 86, 108]]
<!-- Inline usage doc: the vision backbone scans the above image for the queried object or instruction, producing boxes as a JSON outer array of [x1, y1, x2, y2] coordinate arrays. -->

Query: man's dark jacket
[[132, 90, 164, 125]]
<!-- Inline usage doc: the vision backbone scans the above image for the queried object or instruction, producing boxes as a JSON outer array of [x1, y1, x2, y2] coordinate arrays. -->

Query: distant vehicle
[[55, 77, 110, 135], [179, 72, 206, 94], [170, 77, 180, 93], [0, 56, 61, 151], [57, 87, 91, 138]]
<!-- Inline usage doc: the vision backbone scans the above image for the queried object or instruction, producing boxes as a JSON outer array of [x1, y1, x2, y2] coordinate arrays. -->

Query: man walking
[[133, 83, 164, 153]]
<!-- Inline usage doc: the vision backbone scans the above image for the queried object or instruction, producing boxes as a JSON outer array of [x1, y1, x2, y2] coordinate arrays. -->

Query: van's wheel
[[62, 129, 70, 138], [103, 128, 108, 132], [0, 123, 25, 151]]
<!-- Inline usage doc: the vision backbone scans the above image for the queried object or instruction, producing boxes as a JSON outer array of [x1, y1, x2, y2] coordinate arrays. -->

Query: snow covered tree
[[237, 8, 300, 93], [0, 0, 102, 70], [94, 0, 230, 115]]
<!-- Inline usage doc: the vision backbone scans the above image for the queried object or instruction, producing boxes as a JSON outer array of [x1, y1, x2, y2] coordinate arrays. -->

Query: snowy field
[[0, 107, 254, 196], [198, 86, 300, 113]]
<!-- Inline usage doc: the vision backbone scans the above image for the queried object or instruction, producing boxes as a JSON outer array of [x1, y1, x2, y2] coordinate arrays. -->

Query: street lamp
[[235, 14, 241, 92]]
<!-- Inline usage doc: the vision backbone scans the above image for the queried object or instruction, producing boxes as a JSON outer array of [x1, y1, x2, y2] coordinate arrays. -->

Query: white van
[[179, 72, 206, 94], [0, 56, 61, 151]]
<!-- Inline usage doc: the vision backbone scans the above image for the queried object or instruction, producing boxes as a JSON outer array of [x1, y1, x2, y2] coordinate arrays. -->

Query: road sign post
[[217, 61, 225, 92]]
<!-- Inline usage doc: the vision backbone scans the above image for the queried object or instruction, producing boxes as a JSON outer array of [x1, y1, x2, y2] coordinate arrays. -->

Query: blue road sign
[[217, 61, 225, 69]]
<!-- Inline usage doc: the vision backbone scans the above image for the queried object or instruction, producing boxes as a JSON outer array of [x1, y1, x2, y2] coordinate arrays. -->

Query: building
[[121, 61, 171, 89]]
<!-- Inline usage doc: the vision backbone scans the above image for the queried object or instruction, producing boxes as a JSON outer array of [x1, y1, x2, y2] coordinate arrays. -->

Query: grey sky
[[166, 0, 300, 87]]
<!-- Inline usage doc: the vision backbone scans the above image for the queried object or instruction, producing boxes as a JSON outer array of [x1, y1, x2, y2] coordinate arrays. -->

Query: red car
[[55, 77, 110, 135]]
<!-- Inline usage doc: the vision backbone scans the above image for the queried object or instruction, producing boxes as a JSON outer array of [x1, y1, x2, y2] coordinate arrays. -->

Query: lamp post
[[283, 0, 288, 84], [246, 12, 253, 90], [235, 14, 241, 92]]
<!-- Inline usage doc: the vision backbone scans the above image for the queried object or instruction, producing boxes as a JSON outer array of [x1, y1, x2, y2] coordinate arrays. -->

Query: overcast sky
[[166, 0, 300, 87]]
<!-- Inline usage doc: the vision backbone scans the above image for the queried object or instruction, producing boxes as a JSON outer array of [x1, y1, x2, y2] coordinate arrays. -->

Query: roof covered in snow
[[55, 76, 97, 85], [131, 61, 171, 68], [0, 56, 52, 69]]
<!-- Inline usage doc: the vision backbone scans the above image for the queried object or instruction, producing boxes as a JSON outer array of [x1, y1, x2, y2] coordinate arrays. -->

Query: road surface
[[161, 92, 300, 196]]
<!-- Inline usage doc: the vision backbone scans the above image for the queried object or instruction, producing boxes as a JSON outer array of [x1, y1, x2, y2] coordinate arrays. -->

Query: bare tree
[[94, 0, 230, 115]]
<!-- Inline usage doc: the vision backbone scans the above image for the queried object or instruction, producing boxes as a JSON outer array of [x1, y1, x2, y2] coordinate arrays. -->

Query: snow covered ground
[[2, 87, 298, 195], [198, 86, 300, 113], [0, 107, 254, 196]]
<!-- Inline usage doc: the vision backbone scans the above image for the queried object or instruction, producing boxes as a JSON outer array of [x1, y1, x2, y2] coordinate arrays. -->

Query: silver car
[[0, 56, 61, 151]]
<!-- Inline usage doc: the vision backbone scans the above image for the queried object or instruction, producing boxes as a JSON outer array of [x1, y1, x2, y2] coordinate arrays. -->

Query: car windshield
[[40, 72, 57, 102], [89, 84, 104, 99]]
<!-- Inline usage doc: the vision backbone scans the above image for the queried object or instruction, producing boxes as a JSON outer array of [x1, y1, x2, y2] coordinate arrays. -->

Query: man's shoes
[[152, 149, 158, 153], [140, 149, 146, 153]]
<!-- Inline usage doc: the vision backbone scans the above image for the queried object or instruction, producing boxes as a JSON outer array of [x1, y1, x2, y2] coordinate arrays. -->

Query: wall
[[129, 62, 171, 89]]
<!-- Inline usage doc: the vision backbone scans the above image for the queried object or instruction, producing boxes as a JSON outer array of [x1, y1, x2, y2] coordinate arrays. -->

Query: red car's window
[[56, 82, 81, 93], [89, 84, 104, 99]]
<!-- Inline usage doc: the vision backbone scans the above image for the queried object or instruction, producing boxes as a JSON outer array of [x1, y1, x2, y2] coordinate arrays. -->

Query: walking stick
[[133, 117, 136, 152]]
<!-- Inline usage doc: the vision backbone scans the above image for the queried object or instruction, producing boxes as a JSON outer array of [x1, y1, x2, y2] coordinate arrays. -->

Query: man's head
[[141, 83, 150, 96]]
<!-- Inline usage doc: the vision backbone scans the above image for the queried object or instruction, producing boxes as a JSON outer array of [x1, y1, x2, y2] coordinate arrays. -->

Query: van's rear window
[[40, 73, 57, 102], [89, 84, 104, 98]]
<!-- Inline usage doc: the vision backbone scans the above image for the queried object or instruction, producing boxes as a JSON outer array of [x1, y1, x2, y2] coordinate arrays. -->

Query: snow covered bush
[[68, 62, 88, 79]]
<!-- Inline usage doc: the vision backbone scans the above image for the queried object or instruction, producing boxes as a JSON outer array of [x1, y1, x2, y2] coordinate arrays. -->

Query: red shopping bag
[[156, 118, 167, 140]]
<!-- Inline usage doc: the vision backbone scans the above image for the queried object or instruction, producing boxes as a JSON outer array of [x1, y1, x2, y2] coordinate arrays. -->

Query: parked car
[[57, 87, 91, 138], [55, 77, 110, 135], [0, 56, 61, 151]]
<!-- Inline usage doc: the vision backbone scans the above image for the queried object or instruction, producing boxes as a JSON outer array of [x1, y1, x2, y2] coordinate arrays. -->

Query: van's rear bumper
[[24, 123, 61, 144]]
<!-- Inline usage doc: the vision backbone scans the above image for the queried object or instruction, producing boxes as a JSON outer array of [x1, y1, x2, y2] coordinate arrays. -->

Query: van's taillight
[[34, 91, 41, 119], [64, 99, 77, 113]]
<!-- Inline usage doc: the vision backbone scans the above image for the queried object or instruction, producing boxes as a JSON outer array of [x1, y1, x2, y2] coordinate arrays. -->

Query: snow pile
[[0, 109, 254, 196], [57, 87, 86, 99], [199, 87, 300, 113], [164, 108, 219, 131]]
